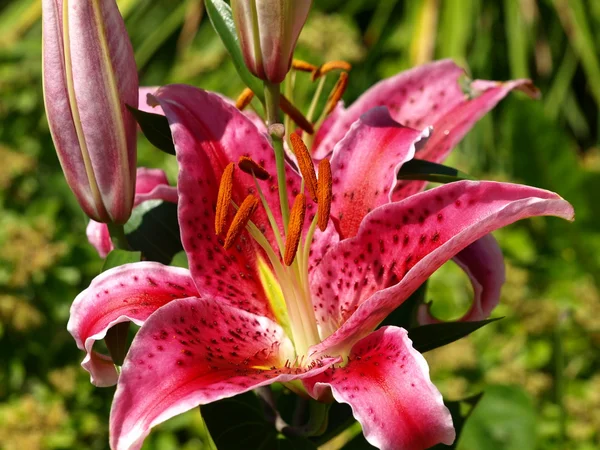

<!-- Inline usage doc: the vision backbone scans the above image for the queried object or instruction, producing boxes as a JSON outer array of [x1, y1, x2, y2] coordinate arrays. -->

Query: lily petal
[[418, 234, 506, 324], [67, 262, 198, 386], [305, 326, 455, 450], [110, 297, 338, 450], [311, 181, 574, 351], [329, 107, 429, 239], [392, 78, 537, 201]]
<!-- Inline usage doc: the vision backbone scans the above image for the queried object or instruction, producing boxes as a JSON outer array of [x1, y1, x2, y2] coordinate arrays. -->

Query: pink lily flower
[[86, 167, 178, 257], [68, 76, 573, 449]]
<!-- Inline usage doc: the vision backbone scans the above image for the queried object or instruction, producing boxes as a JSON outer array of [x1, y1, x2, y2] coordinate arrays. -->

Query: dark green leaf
[[205, 0, 264, 102], [124, 200, 182, 264], [202, 392, 317, 450], [397, 159, 476, 184], [379, 282, 428, 329], [409, 318, 502, 353], [127, 105, 175, 155], [429, 393, 484, 449], [102, 249, 142, 271]]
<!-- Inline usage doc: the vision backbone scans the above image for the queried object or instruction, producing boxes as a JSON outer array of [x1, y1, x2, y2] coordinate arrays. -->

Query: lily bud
[[42, 0, 138, 224], [231, 0, 312, 84]]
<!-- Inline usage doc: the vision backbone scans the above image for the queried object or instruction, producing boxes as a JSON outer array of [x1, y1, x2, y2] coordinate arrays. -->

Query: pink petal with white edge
[[110, 297, 339, 450], [86, 168, 177, 258], [154, 85, 302, 319], [311, 181, 574, 351], [392, 78, 538, 201], [328, 107, 430, 239], [418, 233, 506, 324], [313, 60, 465, 159], [67, 262, 198, 386], [304, 326, 455, 450]]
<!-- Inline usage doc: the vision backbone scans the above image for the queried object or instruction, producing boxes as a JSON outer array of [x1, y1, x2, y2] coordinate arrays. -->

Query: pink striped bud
[[231, 0, 312, 84], [42, 0, 138, 224]]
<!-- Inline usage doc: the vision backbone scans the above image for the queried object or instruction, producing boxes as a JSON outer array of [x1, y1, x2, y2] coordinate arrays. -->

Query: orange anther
[[238, 156, 270, 180], [311, 60, 352, 81], [289, 133, 318, 203], [223, 195, 259, 250], [317, 159, 332, 231], [324, 72, 348, 116], [292, 59, 318, 72], [235, 88, 255, 110], [284, 194, 306, 266], [215, 162, 235, 235], [279, 95, 314, 135]]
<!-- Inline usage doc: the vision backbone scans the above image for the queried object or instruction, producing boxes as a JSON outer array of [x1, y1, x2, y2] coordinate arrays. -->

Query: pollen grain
[[284, 194, 306, 266], [215, 162, 235, 235], [238, 156, 270, 180], [317, 159, 332, 231], [223, 195, 259, 250], [289, 134, 318, 202], [235, 88, 255, 110]]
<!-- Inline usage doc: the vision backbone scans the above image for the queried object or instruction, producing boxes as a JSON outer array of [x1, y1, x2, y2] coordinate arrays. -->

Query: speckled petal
[[154, 85, 303, 318], [110, 297, 339, 450], [310, 181, 574, 351], [328, 107, 429, 239], [67, 262, 198, 386], [305, 327, 454, 450]]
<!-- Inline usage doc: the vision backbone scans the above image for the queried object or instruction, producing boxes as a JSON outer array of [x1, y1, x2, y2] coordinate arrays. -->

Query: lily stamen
[[317, 159, 332, 231], [280, 95, 314, 135], [324, 72, 349, 116], [223, 194, 259, 249], [235, 88, 255, 110], [289, 134, 318, 202], [215, 162, 235, 235], [292, 59, 318, 73], [311, 60, 352, 81], [238, 156, 270, 180], [284, 194, 306, 266]]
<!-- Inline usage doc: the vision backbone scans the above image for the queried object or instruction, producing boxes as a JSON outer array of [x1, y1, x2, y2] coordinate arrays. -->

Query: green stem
[[299, 400, 331, 437], [264, 81, 290, 230], [107, 222, 130, 250]]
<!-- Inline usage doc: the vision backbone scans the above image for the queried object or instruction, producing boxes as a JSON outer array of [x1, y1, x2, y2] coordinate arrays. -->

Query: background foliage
[[1, 0, 599, 449]]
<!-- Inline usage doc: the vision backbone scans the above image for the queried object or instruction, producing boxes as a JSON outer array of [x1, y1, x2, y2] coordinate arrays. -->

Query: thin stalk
[[304, 76, 327, 148], [252, 173, 284, 255], [107, 223, 130, 250], [264, 81, 290, 231]]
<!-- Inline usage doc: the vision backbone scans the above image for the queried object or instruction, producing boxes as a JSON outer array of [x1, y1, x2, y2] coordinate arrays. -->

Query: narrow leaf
[[409, 317, 502, 353], [397, 159, 476, 183], [102, 249, 142, 271], [127, 105, 175, 155], [204, 0, 264, 101]]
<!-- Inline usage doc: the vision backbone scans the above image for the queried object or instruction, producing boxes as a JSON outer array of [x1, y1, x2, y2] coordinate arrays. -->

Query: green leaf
[[102, 249, 142, 272], [458, 385, 537, 450], [409, 317, 502, 353], [397, 159, 476, 184], [204, 0, 264, 101], [127, 105, 175, 155], [124, 200, 182, 264], [202, 392, 317, 450]]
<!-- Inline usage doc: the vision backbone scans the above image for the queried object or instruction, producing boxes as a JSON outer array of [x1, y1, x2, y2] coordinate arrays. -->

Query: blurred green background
[[1, 0, 599, 449]]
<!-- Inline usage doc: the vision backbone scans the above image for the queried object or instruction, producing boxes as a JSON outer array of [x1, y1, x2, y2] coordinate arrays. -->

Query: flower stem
[[107, 222, 130, 250], [264, 81, 290, 231]]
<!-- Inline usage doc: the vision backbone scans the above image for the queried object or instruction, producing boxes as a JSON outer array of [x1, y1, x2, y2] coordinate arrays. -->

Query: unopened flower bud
[[231, 0, 312, 83], [42, 0, 138, 224]]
